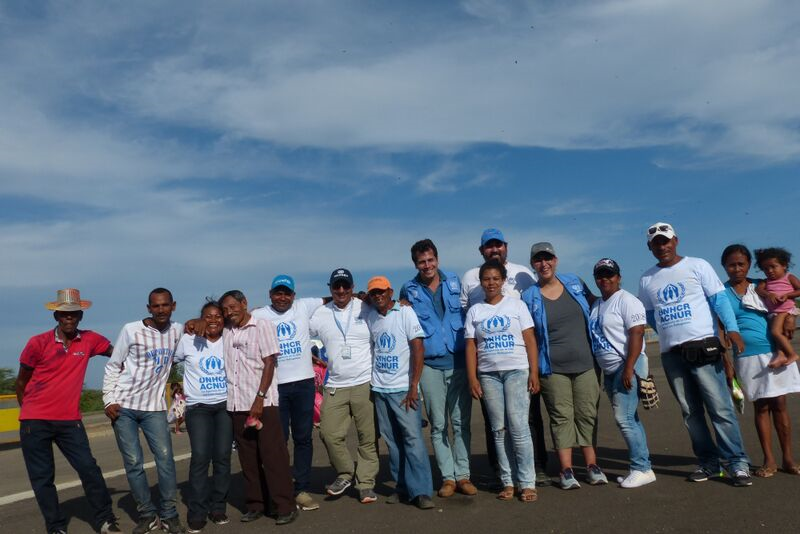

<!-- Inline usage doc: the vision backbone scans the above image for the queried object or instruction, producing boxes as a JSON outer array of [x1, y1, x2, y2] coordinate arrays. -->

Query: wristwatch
[[256, 390, 266, 398]]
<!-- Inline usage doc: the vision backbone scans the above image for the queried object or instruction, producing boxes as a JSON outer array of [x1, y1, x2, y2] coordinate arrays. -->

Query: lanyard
[[333, 302, 354, 343]]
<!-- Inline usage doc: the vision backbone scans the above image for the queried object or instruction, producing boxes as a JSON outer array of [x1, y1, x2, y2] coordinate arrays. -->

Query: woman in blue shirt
[[721, 244, 800, 477]]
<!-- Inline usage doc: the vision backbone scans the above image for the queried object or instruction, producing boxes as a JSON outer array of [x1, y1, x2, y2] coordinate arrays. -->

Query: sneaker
[[186, 518, 205, 534], [687, 467, 722, 482], [413, 495, 436, 510], [535, 470, 551, 487], [385, 493, 403, 504], [619, 469, 657, 489], [559, 468, 581, 490], [100, 519, 122, 533], [133, 516, 160, 534], [240, 510, 264, 523], [325, 477, 352, 496], [586, 464, 608, 485], [208, 512, 229, 525], [161, 516, 187, 534], [359, 488, 378, 503], [275, 509, 299, 526], [50, 530, 67, 534], [295, 491, 320, 511], [732, 469, 753, 487]]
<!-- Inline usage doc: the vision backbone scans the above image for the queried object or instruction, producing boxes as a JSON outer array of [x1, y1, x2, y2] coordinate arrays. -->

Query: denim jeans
[[479, 369, 536, 489], [278, 377, 315, 494], [112, 408, 178, 519], [185, 402, 232, 521], [662, 351, 750, 473], [373, 391, 434, 499], [20, 419, 115, 532], [419, 366, 472, 481], [604, 357, 652, 472]]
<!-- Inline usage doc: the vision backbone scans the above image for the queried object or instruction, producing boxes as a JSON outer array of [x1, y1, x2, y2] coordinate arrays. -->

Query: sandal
[[497, 486, 515, 501], [754, 465, 777, 478], [781, 465, 800, 475], [518, 488, 538, 503]]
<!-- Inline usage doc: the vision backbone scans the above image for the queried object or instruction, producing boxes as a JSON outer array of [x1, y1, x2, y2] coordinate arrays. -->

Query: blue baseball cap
[[480, 228, 506, 246], [270, 274, 295, 292]]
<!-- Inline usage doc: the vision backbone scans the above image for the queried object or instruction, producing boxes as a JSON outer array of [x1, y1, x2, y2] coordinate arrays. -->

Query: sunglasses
[[648, 224, 671, 235], [331, 281, 352, 290]]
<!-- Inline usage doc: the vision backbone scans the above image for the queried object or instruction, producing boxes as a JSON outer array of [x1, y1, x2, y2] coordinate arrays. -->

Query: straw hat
[[45, 288, 92, 311]]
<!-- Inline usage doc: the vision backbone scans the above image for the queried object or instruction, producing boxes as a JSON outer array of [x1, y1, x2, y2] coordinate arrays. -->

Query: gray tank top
[[543, 290, 594, 374]]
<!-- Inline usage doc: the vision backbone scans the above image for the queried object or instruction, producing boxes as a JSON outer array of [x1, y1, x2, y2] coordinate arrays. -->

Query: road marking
[[0, 452, 192, 506]]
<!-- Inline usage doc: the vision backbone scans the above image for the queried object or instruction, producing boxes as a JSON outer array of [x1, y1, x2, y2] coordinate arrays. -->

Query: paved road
[[2, 351, 800, 533]]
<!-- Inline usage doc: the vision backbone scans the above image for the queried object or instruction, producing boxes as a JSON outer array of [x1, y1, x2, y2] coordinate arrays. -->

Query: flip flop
[[497, 486, 515, 501], [518, 488, 538, 503], [781, 465, 800, 475], [754, 465, 777, 478]]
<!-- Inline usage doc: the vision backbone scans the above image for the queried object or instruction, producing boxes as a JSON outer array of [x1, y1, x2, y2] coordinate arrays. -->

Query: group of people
[[14, 222, 800, 534]]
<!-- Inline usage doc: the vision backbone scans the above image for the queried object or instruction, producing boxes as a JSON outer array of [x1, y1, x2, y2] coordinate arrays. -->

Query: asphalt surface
[[2, 346, 800, 534]]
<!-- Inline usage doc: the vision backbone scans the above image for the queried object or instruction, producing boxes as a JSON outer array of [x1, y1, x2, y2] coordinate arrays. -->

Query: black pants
[[20, 419, 114, 532], [185, 402, 232, 522]]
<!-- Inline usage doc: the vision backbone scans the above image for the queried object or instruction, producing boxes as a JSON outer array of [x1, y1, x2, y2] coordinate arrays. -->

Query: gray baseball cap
[[530, 242, 556, 259]]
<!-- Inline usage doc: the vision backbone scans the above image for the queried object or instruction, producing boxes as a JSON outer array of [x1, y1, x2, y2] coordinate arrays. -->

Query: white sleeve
[[464, 308, 477, 339], [517, 300, 535, 330], [173, 335, 189, 363], [102, 326, 130, 407], [637, 277, 653, 311], [300, 298, 325, 321], [459, 271, 471, 308], [403, 307, 425, 341], [695, 258, 725, 297], [620, 293, 647, 330], [308, 308, 322, 338]]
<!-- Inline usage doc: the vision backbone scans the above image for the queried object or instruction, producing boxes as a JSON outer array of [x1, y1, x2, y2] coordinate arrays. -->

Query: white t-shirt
[[365, 303, 425, 391], [309, 298, 372, 388], [252, 297, 324, 385], [461, 261, 537, 309], [173, 334, 227, 406], [638, 256, 725, 351], [464, 296, 534, 372], [589, 290, 647, 373]]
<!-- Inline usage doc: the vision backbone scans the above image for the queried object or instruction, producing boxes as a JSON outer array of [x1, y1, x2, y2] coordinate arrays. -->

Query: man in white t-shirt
[[460, 228, 542, 481], [251, 275, 324, 511], [309, 268, 379, 504], [638, 222, 752, 487], [365, 276, 435, 510]]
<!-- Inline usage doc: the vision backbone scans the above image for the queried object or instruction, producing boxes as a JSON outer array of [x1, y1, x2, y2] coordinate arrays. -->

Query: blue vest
[[521, 273, 591, 376], [402, 271, 465, 369]]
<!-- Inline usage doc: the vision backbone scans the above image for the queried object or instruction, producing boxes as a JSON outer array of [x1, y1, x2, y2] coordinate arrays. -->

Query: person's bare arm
[[401, 338, 424, 411], [465, 338, 482, 399], [622, 325, 645, 390], [250, 354, 278, 419], [522, 328, 540, 394], [15, 366, 34, 406]]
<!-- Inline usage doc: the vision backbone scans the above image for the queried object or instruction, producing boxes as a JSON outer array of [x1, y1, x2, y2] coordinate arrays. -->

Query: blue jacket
[[521, 273, 592, 376], [401, 270, 465, 369]]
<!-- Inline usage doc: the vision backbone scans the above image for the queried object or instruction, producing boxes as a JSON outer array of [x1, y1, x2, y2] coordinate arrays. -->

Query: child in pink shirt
[[756, 247, 800, 367]]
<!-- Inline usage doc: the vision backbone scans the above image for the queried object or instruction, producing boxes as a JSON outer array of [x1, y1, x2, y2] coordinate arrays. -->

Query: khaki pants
[[319, 381, 379, 490], [540, 369, 600, 450]]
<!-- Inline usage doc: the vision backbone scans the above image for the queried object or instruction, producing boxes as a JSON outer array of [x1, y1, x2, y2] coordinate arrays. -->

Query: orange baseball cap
[[367, 276, 392, 292]]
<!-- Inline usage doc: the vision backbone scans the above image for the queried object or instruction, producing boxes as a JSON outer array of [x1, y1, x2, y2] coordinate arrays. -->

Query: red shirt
[[19, 328, 111, 420]]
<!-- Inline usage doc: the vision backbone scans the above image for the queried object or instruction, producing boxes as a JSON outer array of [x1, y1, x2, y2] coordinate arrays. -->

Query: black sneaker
[[687, 468, 721, 482], [275, 508, 299, 526], [413, 495, 435, 510], [162, 516, 186, 534], [240, 510, 264, 523], [100, 519, 123, 533], [132, 516, 160, 534], [732, 469, 753, 487], [208, 512, 230, 525], [186, 518, 205, 534]]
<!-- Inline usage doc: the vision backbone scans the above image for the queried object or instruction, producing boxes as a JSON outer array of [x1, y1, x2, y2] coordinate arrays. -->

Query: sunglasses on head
[[648, 224, 671, 235]]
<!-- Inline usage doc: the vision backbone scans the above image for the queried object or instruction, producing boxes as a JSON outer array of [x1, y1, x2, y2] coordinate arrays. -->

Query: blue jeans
[[604, 358, 652, 472], [278, 378, 315, 494], [479, 369, 535, 489], [419, 366, 472, 481], [112, 408, 178, 519], [373, 391, 434, 499], [662, 351, 750, 473], [20, 420, 115, 532], [185, 402, 232, 522]]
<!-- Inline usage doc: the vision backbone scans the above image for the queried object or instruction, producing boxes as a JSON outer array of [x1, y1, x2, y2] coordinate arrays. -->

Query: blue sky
[[2, 1, 799, 388]]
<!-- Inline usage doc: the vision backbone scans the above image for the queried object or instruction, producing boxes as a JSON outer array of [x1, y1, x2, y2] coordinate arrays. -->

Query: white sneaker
[[619, 469, 656, 488]]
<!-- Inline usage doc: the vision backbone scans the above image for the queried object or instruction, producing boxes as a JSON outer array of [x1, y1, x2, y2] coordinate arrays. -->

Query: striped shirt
[[102, 320, 183, 411], [224, 315, 281, 411]]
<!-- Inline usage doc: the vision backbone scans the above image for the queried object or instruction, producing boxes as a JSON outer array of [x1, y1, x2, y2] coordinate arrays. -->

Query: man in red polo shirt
[[15, 289, 121, 534]]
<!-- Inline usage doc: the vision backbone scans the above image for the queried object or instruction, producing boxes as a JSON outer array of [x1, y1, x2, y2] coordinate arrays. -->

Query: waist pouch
[[678, 337, 724, 366]]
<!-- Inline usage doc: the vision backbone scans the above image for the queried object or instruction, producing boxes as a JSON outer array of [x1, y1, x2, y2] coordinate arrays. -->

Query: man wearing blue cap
[[252, 275, 326, 511], [460, 229, 538, 481]]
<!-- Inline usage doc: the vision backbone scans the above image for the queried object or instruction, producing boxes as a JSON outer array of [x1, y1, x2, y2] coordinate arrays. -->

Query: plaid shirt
[[224, 315, 281, 411]]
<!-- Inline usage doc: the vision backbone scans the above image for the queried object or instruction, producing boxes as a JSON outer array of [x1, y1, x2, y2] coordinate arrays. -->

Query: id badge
[[341, 345, 352, 360]]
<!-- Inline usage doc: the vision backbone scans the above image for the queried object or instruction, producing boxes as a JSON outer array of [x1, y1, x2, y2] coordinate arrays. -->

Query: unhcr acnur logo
[[481, 315, 511, 334]]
